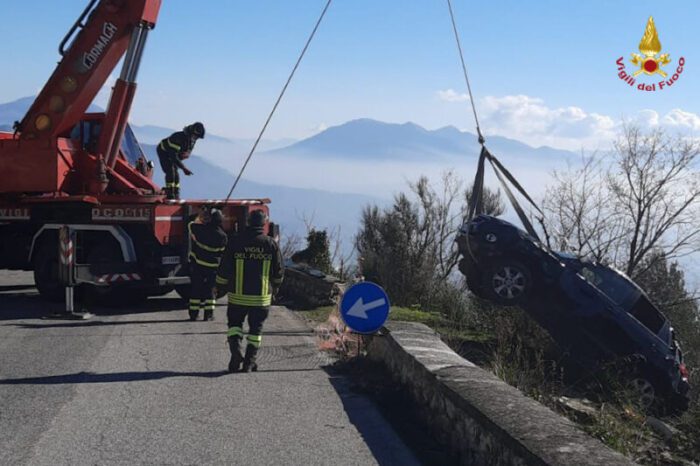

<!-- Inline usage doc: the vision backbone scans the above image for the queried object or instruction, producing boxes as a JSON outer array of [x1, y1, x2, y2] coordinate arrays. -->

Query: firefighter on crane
[[188, 207, 227, 321], [157, 122, 205, 199], [216, 210, 283, 373]]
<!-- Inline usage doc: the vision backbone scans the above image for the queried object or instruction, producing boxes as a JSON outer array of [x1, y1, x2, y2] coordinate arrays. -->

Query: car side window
[[579, 265, 639, 307], [628, 296, 666, 334], [580, 267, 600, 286]]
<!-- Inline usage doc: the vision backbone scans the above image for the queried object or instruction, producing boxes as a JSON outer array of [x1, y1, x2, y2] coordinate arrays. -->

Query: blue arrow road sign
[[340, 282, 390, 334]]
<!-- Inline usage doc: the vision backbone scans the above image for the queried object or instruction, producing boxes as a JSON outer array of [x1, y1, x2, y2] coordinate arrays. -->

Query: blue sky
[[2, 0, 699, 149]]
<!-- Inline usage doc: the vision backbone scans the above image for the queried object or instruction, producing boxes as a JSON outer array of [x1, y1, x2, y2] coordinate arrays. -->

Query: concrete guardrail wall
[[366, 322, 638, 466]]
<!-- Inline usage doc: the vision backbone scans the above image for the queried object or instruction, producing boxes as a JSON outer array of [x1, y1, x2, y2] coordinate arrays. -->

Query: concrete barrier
[[366, 322, 637, 466]]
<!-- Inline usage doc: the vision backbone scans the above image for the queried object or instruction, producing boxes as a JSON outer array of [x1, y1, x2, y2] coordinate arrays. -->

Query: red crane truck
[[0, 0, 276, 303]]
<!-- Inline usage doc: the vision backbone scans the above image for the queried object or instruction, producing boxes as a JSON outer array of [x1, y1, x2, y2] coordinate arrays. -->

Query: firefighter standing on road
[[188, 208, 227, 321], [157, 122, 205, 199], [216, 210, 283, 373]]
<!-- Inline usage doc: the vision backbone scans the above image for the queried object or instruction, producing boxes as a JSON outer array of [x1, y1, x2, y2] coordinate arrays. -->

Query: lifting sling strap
[[448, 0, 549, 246], [467, 146, 544, 241]]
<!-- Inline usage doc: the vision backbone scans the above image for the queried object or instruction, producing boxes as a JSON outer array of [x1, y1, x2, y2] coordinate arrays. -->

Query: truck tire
[[33, 243, 63, 302]]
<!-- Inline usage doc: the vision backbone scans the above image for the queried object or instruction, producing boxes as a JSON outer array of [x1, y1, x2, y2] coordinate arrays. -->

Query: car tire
[[626, 376, 656, 410], [483, 260, 532, 306]]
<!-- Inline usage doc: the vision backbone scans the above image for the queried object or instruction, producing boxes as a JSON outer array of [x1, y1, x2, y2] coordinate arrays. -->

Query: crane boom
[[0, 1, 276, 309], [18, 0, 161, 141]]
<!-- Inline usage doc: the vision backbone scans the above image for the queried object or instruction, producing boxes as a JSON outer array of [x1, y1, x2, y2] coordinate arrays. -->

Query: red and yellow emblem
[[630, 16, 671, 77]]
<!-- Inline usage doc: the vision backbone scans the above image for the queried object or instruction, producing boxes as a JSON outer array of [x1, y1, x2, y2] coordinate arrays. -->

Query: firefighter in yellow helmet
[[216, 210, 283, 372]]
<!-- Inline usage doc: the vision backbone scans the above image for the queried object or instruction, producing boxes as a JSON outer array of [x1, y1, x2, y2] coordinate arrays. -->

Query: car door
[[624, 294, 674, 360], [558, 264, 640, 361]]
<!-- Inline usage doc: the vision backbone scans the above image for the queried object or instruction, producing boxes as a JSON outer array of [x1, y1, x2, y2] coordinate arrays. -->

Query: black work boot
[[203, 310, 213, 321], [188, 310, 199, 321], [227, 337, 243, 373], [242, 345, 259, 373]]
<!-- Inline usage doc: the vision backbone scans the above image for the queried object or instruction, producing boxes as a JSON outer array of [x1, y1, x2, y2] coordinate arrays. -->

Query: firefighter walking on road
[[216, 210, 283, 373], [157, 122, 205, 199], [188, 208, 227, 321]]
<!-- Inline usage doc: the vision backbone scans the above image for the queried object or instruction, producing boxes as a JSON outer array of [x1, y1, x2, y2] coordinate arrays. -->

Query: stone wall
[[278, 265, 343, 309], [367, 322, 637, 466]]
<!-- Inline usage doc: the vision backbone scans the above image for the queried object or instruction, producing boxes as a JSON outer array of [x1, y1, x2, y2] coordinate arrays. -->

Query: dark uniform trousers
[[226, 305, 270, 352], [157, 152, 179, 199], [188, 263, 217, 320], [187, 221, 227, 320], [157, 131, 195, 199]]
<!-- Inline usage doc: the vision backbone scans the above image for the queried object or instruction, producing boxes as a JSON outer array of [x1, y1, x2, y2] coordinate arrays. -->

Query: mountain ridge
[[1, 97, 577, 163], [265, 117, 576, 163]]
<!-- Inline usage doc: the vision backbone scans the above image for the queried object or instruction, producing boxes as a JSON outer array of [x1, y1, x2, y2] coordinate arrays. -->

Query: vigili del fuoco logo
[[616, 16, 685, 92]]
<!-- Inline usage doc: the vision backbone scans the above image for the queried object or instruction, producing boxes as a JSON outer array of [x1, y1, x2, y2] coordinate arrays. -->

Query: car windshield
[[578, 264, 641, 307]]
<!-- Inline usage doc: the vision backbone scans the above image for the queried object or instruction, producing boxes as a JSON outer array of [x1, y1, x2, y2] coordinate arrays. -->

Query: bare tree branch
[[543, 126, 700, 279]]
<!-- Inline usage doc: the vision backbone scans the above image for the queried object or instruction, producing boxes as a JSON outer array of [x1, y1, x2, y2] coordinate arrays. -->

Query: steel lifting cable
[[446, 0, 489, 228], [225, 0, 334, 201], [446, 0, 484, 145], [446, 0, 550, 244]]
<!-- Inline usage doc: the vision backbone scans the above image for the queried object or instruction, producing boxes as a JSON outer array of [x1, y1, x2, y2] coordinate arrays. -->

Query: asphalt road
[[0, 271, 419, 465]]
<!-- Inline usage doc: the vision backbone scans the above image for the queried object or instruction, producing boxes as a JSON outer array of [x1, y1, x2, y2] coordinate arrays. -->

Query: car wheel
[[483, 260, 532, 306], [627, 377, 656, 409]]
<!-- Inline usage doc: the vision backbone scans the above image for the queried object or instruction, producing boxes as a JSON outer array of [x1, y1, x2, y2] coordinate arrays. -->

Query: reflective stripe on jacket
[[216, 227, 283, 307], [188, 222, 227, 269], [157, 131, 196, 169]]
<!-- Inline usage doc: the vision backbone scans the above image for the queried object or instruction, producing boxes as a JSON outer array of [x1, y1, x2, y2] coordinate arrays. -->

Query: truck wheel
[[33, 244, 63, 302], [483, 260, 531, 306]]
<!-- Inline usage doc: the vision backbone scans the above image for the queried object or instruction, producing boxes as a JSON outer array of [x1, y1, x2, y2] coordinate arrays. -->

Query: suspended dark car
[[457, 214, 691, 412]]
